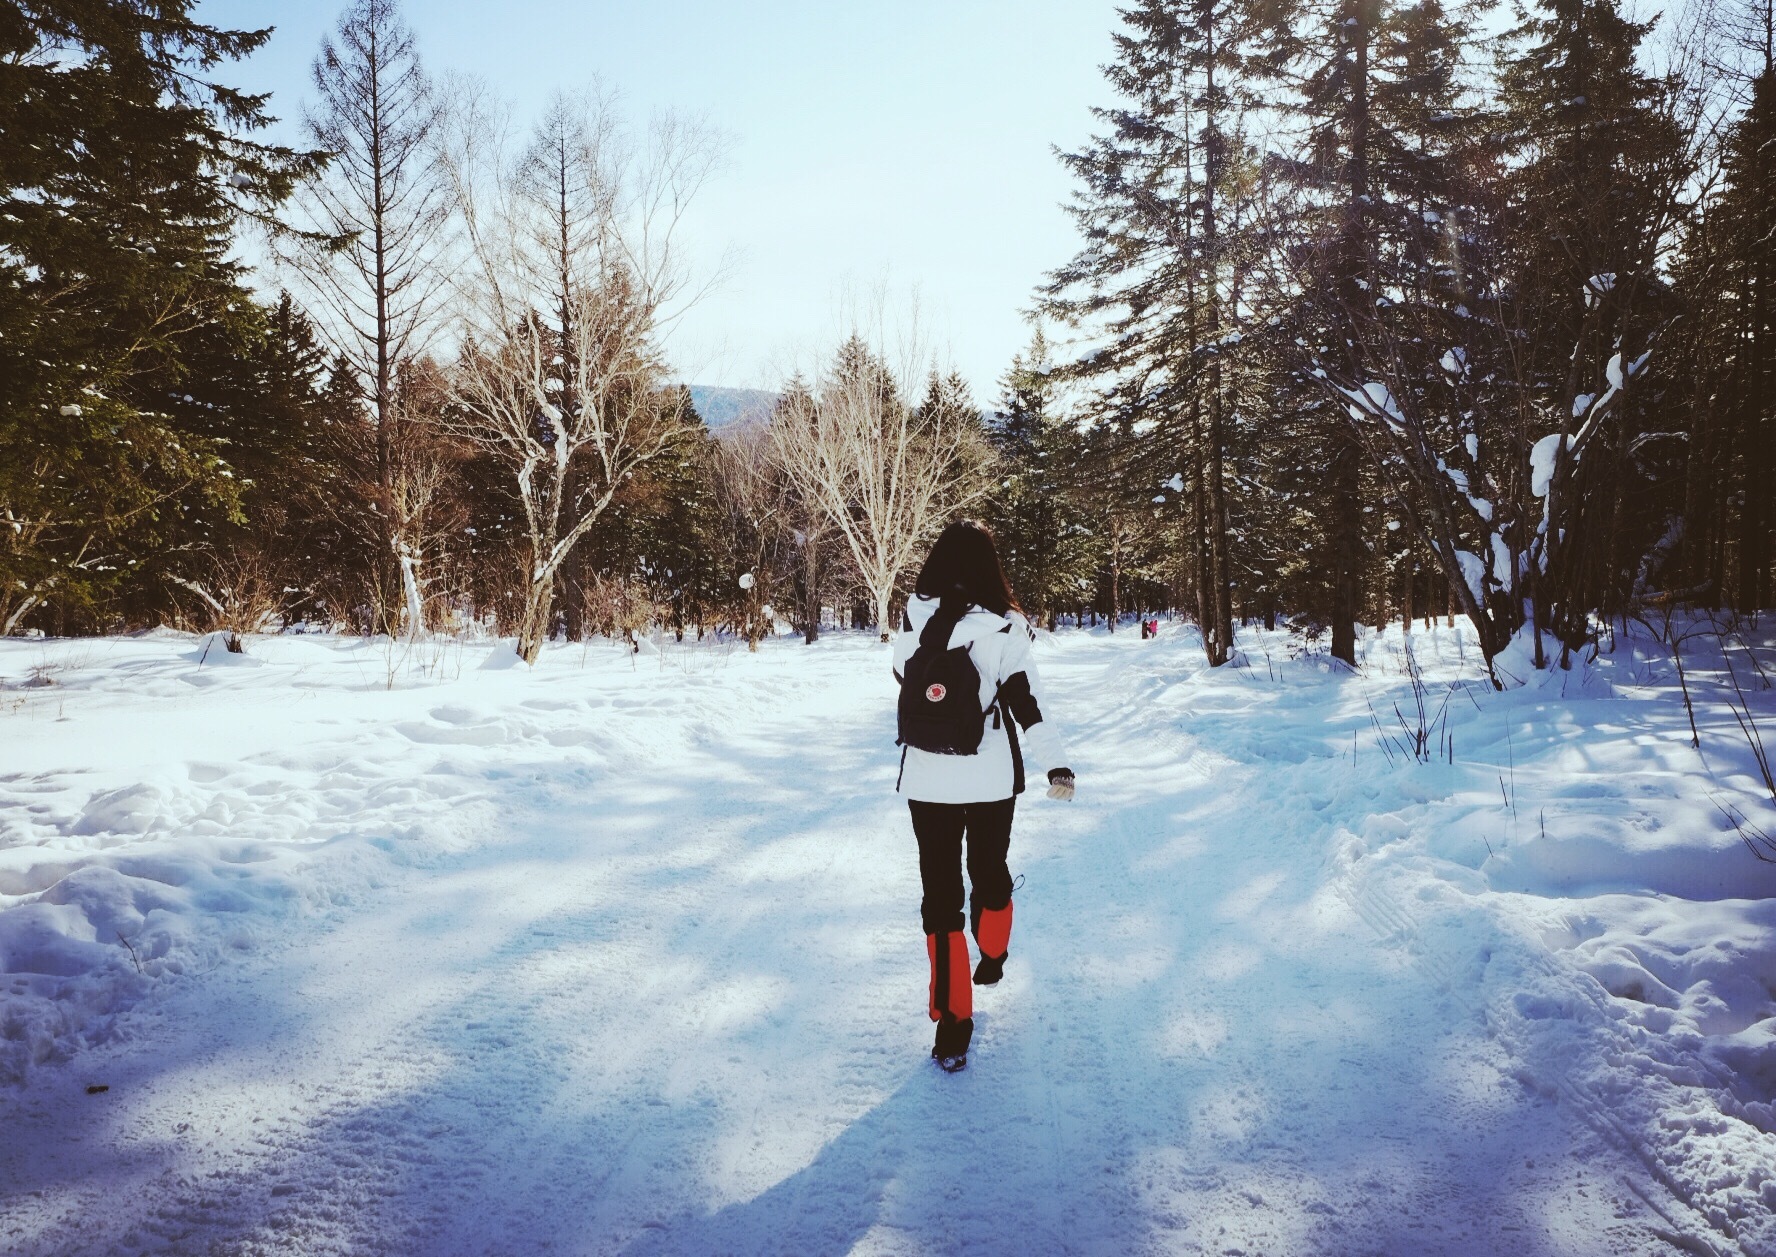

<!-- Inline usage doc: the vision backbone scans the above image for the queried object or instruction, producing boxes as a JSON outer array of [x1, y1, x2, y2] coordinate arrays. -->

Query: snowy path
[[1, 628, 1766, 1254]]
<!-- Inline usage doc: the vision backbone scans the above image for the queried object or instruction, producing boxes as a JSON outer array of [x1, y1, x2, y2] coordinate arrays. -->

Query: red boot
[[972, 900, 1013, 986], [927, 931, 973, 1070]]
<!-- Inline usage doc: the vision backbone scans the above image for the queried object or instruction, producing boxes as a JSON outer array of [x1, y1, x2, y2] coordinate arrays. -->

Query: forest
[[2, 0, 1772, 677]]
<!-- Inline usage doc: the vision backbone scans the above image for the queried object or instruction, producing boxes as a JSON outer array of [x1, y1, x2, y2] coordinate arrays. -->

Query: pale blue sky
[[198, 0, 1119, 403]]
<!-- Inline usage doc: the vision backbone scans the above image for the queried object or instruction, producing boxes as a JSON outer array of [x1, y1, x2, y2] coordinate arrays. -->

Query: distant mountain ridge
[[687, 386, 778, 429]]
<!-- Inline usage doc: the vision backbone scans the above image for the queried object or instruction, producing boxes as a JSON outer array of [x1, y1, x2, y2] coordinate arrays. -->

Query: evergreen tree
[[1256, 0, 1457, 662], [1680, 57, 1776, 610], [0, 1, 317, 632], [1286, 0, 1539, 662], [1045, 0, 1265, 661], [166, 294, 331, 611], [984, 328, 1096, 625], [1493, 0, 1690, 652], [618, 394, 729, 642]]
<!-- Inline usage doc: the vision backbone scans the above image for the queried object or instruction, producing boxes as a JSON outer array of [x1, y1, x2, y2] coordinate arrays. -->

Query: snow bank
[[1320, 618, 1776, 1247], [0, 627, 857, 1086], [0, 632, 676, 1083]]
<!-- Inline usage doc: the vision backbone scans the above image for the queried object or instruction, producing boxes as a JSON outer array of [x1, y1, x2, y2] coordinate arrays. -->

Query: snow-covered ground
[[3, 617, 1775, 1255]]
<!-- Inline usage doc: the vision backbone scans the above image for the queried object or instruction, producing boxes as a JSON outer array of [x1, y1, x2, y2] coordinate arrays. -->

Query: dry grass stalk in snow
[[165, 552, 285, 643]]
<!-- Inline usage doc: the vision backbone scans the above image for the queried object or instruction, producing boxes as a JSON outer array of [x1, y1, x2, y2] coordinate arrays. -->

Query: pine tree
[[1045, 0, 1265, 661], [1497, 0, 1689, 651], [1695, 60, 1776, 609], [606, 391, 729, 643], [1255, 0, 1397, 663], [985, 328, 1096, 625], [0, 1, 318, 633], [150, 293, 370, 631]]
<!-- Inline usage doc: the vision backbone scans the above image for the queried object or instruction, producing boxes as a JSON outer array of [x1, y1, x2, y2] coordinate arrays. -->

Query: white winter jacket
[[891, 595, 1070, 804]]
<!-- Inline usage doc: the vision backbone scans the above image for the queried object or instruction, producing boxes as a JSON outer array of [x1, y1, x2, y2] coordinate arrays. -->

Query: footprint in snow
[[396, 721, 505, 747], [521, 699, 579, 712]]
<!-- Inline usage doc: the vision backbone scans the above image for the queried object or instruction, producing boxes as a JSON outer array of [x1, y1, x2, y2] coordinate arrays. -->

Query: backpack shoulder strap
[[917, 602, 967, 651]]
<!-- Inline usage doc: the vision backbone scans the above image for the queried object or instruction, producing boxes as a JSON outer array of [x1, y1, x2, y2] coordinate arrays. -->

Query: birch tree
[[769, 336, 994, 642], [441, 90, 718, 663]]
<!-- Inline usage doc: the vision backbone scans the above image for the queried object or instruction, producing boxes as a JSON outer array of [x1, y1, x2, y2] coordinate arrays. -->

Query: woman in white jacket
[[892, 520, 1074, 1072]]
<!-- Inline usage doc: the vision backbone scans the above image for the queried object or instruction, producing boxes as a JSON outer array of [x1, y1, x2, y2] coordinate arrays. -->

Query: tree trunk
[[1330, 438, 1362, 665], [1373, 514, 1388, 633], [515, 572, 554, 664], [1208, 421, 1234, 664], [563, 567, 585, 641], [1108, 518, 1121, 633], [1201, 38, 1235, 669], [1741, 279, 1772, 605], [1402, 536, 1415, 632], [1739, 110, 1773, 611], [1191, 408, 1214, 656], [398, 551, 424, 639], [1329, 0, 1371, 668], [802, 532, 821, 644]]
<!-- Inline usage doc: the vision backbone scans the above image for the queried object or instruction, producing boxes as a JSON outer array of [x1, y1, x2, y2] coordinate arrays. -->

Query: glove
[[1046, 768, 1076, 801]]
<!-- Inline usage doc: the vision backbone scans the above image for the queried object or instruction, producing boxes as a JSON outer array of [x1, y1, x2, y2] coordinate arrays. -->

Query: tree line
[[1037, 0, 1776, 680], [1, 0, 1771, 675]]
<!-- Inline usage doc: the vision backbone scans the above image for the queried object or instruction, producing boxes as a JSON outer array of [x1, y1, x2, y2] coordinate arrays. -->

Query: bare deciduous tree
[[440, 88, 720, 663], [770, 334, 995, 642], [707, 420, 809, 649], [281, 0, 451, 635]]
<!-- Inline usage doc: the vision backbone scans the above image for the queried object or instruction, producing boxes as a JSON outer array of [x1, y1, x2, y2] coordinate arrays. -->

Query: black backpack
[[898, 604, 988, 755]]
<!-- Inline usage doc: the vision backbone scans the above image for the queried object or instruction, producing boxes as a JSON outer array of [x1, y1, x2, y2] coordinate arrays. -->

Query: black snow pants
[[908, 797, 1016, 936]]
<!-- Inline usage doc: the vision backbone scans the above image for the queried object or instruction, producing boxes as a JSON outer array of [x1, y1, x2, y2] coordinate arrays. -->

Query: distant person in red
[[891, 521, 1075, 1072]]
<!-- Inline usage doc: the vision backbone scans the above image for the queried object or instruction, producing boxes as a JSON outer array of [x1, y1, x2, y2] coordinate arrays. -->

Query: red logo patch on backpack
[[926, 683, 947, 702]]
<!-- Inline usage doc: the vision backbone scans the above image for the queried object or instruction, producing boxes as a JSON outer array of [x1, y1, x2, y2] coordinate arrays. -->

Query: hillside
[[687, 385, 779, 429]]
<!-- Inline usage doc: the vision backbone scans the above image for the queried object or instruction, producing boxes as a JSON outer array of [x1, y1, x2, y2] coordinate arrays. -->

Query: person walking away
[[892, 520, 1075, 1073]]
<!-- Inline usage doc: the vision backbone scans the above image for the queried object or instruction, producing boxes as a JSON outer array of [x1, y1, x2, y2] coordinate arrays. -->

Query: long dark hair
[[914, 520, 1021, 617]]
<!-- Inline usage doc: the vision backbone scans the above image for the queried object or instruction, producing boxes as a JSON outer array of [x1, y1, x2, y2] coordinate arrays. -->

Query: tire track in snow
[[1014, 640, 1221, 1254], [1057, 631, 1692, 1254], [1335, 866, 1746, 1257], [1323, 649, 1765, 1252], [115, 837, 841, 1251], [1025, 974, 1080, 1256], [5, 656, 894, 1255]]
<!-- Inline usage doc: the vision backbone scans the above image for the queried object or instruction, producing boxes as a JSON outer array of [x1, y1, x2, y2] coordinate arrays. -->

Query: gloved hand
[[1046, 768, 1076, 801]]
